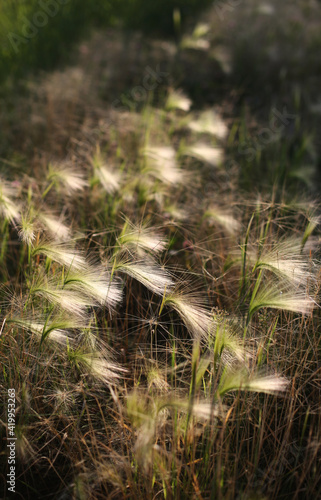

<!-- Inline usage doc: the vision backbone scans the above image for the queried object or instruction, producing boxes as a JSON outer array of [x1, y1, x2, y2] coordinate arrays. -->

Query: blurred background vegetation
[[1, 0, 321, 192], [1, 2, 321, 499], [0, 0, 212, 84]]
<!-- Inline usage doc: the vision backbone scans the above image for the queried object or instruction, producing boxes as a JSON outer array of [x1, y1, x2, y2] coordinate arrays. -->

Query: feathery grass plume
[[39, 213, 71, 241], [69, 349, 125, 383], [171, 398, 222, 421], [143, 359, 170, 392], [0, 178, 20, 223], [180, 24, 211, 51], [188, 110, 228, 140], [113, 257, 173, 295], [49, 386, 81, 414], [165, 89, 192, 112], [248, 281, 316, 321], [8, 314, 83, 345], [248, 238, 315, 287], [28, 278, 92, 317], [204, 206, 240, 236], [162, 290, 212, 340], [181, 37, 210, 51], [147, 368, 170, 392], [183, 142, 224, 167], [210, 318, 248, 365], [218, 369, 289, 398], [116, 220, 167, 256], [31, 239, 87, 270], [95, 164, 121, 194], [46, 162, 88, 194], [193, 22, 211, 38], [91, 150, 121, 194], [18, 211, 38, 246], [142, 146, 183, 185], [302, 216, 319, 250], [64, 265, 122, 309], [244, 375, 289, 394]]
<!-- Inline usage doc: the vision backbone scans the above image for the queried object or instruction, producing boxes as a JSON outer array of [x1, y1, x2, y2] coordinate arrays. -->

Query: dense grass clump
[[1, 99, 320, 498]]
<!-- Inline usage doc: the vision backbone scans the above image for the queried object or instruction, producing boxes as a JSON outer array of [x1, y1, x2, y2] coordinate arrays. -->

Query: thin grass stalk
[[238, 213, 254, 301]]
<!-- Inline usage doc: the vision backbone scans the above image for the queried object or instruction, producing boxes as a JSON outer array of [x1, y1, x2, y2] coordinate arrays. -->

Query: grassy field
[[1, 1, 321, 499]]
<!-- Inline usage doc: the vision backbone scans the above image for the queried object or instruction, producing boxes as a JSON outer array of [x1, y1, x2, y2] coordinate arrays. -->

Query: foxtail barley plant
[[1, 26, 321, 500]]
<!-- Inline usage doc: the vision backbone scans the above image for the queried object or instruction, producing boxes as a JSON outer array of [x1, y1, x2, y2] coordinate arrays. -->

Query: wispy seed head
[[188, 110, 228, 140], [183, 143, 224, 167], [142, 146, 183, 185], [114, 258, 173, 295], [165, 89, 192, 112], [47, 163, 88, 193]]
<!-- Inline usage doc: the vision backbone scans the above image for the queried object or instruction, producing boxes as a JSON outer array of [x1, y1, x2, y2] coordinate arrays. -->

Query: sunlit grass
[[1, 4, 321, 498]]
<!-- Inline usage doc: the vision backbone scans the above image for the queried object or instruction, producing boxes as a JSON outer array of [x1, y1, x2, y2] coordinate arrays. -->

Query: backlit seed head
[[188, 110, 228, 140], [117, 220, 167, 255], [142, 146, 183, 185], [183, 143, 224, 167], [249, 238, 316, 287], [165, 89, 192, 112], [47, 163, 88, 193], [249, 281, 316, 319], [114, 258, 173, 295], [40, 213, 71, 241], [64, 265, 123, 309], [32, 240, 87, 270], [0, 178, 20, 222], [163, 290, 212, 340]]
